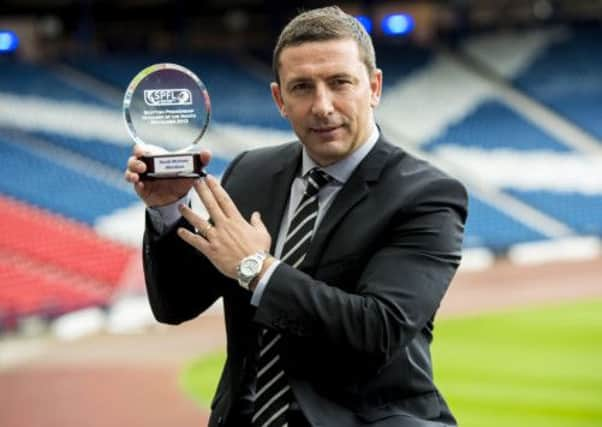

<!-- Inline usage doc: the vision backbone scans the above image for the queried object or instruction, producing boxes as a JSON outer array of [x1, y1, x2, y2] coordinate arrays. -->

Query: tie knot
[[305, 168, 331, 196]]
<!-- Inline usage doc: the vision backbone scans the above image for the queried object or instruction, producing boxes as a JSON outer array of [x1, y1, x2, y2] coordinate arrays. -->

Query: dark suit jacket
[[143, 137, 468, 427]]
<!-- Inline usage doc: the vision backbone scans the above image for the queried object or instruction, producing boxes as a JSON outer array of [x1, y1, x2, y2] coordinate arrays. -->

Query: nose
[[311, 84, 334, 117]]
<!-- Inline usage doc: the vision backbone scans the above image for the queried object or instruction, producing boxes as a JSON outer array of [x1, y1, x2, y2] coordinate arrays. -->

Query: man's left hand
[[177, 175, 272, 280]]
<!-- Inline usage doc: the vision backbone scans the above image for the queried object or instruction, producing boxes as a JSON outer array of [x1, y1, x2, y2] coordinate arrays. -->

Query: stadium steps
[[0, 130, 137, 225], [379, 30, 602, 250], [0, 58, 113, 107], [0, 250, 111, 322], [512, 27, 602, 142], [62, 52, 286, 129], [376, 50, 575, 248], [449, 30, 602, 240], [0, 195, 136, 290], [458, 28, 602, 155]]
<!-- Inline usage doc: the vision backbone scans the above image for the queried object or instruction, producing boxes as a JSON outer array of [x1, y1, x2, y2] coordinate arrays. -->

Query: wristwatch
[[237, 251, 267, 290]]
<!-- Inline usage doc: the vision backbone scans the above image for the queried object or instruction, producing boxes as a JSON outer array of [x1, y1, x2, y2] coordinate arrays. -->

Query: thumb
[[251, 211, 267, 231]]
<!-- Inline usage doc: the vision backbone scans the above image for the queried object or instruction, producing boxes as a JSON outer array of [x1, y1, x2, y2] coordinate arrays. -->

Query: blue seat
[[0, 135, 138, 225], [0, 58, 114, 108], [420, 99, 579, 249], [424, 101, 572, 152], [514, 27, 602, 140], [375, 43, 433, 89], [507, 190, 602, 237], [65, 52, 286, 130], [464, 194, 547, 250], [29, 130, 230, 176], [4, 47, 597, 252]]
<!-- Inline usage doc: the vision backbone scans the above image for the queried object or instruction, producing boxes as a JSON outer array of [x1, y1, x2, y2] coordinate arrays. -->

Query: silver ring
[[199, 223, 213, 238]]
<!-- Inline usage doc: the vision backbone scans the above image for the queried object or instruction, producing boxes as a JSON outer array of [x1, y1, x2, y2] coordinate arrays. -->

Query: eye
[[291, 82, 311, 92], [332, 78, 352, 88]]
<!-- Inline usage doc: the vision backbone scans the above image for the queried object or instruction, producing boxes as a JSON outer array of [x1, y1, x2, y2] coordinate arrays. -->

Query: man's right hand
[[124, 144, 212, 208]]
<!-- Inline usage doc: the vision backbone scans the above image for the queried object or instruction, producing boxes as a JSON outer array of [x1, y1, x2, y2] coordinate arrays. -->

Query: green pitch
[[181, 299, 602, 426], [433, 299, 602, 427]]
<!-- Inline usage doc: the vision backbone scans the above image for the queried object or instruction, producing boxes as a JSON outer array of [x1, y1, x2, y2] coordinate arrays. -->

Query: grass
[[180, 351, 226, 407], [180, 299, 602, 426], [432, 299, 602, 427]]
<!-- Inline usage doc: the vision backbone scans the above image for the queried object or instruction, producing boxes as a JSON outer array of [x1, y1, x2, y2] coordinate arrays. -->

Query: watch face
[[241, 259, 259, 276]]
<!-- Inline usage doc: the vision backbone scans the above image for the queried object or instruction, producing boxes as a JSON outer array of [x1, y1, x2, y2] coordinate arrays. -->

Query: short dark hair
[[273, 6, 377, 83]]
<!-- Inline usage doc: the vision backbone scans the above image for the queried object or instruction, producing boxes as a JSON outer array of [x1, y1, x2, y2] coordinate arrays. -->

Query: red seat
[[0, 196, 138, 324]]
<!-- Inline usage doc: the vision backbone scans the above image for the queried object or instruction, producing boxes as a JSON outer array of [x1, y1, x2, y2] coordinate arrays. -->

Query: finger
[[178, 204, 211, 231], [193, 179, 226, 224], [250, 211, 268, 233], [132, 144, 149, 157], [205, 175, 243, 219], [124, 169, 139, 184], [127, 156, 147, 174], [199, 149, 212, 167], [198, 222, 215, 239], [177, 227, 210, 253]]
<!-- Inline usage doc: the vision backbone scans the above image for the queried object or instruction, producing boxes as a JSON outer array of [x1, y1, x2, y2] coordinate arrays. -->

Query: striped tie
[[252, 168, 332, 427]]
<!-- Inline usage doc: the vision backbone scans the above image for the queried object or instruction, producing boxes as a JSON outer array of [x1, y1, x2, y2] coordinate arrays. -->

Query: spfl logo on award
[[144, 89, 193, 106]]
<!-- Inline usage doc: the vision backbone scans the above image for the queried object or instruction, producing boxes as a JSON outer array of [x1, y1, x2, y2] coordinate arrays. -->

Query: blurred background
[[0, 1, 601, 426]]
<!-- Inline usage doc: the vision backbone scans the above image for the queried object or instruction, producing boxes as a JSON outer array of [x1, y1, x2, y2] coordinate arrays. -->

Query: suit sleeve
[[252, 176, 468, 368], [143, 152, 246, 324]]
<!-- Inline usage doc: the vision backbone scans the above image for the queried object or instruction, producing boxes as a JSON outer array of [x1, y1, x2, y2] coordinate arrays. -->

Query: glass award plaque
[[123, 63, 211, 180]]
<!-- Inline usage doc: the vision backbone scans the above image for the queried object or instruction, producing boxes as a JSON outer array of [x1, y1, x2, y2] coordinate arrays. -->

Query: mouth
[[310, 125, 343, 134]]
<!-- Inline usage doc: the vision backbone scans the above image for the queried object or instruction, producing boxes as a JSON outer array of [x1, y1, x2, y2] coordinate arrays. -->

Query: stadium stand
[[442, 28, 602, 244], [513, 27, 602, 141], [423, 100, 573, 152], [0, 253, 109, 327], [28, 129, 232, 179], [0, 58, 114, 108], [462, 195, 548, 250], [0, 196, 134, 287], [423, 95, 602, 242], [32, 130, 132, 171], [0, 195, 136, 329], [0, 131, 137, 225], [376, 38, 580, 249], [65, 52, 286, 129], [507, 190, 602, 236], [374, 43, 434, 90], [1, 26, 601, 328]]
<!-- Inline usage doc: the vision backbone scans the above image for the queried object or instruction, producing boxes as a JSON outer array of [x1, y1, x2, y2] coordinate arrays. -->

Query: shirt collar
[[301, 123, 379, 184]]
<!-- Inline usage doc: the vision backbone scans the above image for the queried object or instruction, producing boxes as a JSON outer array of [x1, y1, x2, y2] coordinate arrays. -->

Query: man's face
[[271, 38, 382, 166]]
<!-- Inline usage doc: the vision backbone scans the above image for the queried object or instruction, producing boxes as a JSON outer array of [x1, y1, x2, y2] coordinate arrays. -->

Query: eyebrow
[[329, 73, 355, 80], [286, 77, 311, 89], [285, 73, 356, 90]]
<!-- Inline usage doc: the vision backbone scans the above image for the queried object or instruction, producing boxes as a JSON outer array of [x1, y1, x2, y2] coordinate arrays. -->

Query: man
[[126, 6, 467, 427]]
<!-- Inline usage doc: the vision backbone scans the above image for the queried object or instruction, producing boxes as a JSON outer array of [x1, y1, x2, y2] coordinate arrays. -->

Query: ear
[[369, 68, 383, 108], [271, 82, 288, 118]]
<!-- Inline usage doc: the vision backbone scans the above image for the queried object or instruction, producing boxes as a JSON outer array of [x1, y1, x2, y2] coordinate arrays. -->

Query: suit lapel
[[301, 139, 394, 271]]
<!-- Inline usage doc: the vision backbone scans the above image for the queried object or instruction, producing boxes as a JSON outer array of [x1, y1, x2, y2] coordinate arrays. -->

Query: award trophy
[[123, 63, 211, 180]]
